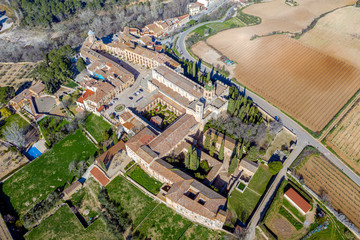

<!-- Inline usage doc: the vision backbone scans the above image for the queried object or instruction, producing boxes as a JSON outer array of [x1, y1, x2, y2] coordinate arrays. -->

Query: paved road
[[172, 6, 360, 239]]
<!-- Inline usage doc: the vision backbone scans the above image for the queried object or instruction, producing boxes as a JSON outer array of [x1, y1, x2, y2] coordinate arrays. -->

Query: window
[[186, 191, 196, 200], [198, 199, 206, 205]]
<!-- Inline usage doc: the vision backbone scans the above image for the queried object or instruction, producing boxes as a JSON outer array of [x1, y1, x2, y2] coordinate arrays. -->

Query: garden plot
[[0, 142, 27, 180], [326, 101, 360, 174], [294, 151, 360, 229], [142, 103, 179, 130]]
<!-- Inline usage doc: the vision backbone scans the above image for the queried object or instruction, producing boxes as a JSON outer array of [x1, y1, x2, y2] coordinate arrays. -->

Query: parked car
[[129, 97, 133, 100], [139, 89, 143, 92], [113, 98, 119, 101], [135, 91, 140, 96]]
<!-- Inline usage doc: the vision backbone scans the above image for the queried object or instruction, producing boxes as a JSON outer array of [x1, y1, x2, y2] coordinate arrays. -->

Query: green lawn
[[0, 113, 30, 135], [228, 164, 272, 223], [2, 130, 97, 215], [25, 206, 114, 240], [85, 114, 111, 142], [247, 164, 273, 195], [283, 199, 305, 222], [136, 203, 192, 240], [106, 176, 158, 226], [180, 224, 227, 240], [126, 165, 162, 195], [192, 17, 245, 37]]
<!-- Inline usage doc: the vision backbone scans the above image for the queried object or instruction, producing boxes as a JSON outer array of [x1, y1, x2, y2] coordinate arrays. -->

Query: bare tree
[[2, 122, 27, 148]]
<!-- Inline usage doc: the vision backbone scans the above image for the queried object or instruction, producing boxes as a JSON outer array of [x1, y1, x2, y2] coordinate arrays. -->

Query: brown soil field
[[296, 154, 360, 229], [191, 41, 236, 77], [326, 101, 360, 174], [300, 6, 360, 69], [267, 216, 298, 240], [0, 62, 36, 90], [0, 142, 28, 180], [204, 0, 360, 131]]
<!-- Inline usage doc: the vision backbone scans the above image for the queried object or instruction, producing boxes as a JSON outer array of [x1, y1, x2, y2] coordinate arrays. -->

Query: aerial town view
[[0, 0, 359, 239]]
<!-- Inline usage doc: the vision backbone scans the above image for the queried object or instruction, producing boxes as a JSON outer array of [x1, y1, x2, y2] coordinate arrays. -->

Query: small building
[[63, 181, 83, 200], [284, 187, 311, 215], [188, 2, 204, 15], [90, 165, 111, 186], [150, 115, 163, 128], [238, 159, 258, 178]]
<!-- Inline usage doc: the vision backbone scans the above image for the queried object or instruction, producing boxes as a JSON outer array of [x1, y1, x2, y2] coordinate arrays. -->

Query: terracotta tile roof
[[63, 181, 82, 196], [119, 111, 133, 122], [10, 89, 32, 103], [153, 65, 203, 98], [29, 81, 45, 95], [123, 121, 135, 131], [90, 166, 110, 186], [150, 159, 191, 183], [77, 89, 95, 104], [239, 159, 258, 174], [126, 127, 158, 156], [150, 79, 192, 107], [284, 187, 311, 213], [97, 140, 125, 165], [166, 179, 226, 221], [178, 14, 189, 22], [149, 114, 198, 157]]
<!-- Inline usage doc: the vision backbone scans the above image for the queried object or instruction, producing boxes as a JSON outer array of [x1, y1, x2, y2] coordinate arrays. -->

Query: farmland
[[1, 130, 97, 215], [0, 62, 36, 90], [326, 100, 360, 174], [293, 149, 360, 229], [204, 0, 360, 132]]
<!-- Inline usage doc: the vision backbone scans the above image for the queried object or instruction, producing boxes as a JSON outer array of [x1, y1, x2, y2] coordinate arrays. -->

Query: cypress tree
[[206, 72, 211, 83], [228, 156, 238, 175], [204, 133, 211, 150], [192, 61, 196, 78], [218, 139, 225, 161], [228, 98, 235, 115], [190, 148, 199, 170], [185, 146, 192, 168]]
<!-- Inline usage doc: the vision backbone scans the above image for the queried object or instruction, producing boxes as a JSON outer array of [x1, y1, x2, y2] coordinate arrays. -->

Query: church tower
[[204, 81, 215, 100]]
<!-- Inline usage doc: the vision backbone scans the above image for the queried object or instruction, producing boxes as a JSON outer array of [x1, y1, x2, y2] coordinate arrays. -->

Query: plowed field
[[204, 0, 360, 131], [296, 154, 360, 228], [326, 101, 360, 173]]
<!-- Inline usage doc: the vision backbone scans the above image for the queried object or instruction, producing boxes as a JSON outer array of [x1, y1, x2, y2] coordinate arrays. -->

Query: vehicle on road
[[113, 98, 119, 101], [275, 116, 280, 121], [129, 97, 133, 100], [139, 89, 143, 92]]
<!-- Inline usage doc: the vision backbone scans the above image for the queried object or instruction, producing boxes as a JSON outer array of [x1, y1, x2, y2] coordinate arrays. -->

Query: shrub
[[268, 161, 283, 175]]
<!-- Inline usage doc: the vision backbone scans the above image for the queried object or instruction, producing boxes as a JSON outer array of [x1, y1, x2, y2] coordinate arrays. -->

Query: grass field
[[193, 17, 246, 36], [25, 206, 114, 240], [136, 203, 192, 240], [228, 164, 272, 223], [105, 176, 158, 226], [38, 116, 69, 144], [295, 152, 360, 229], [180, 224, 226, 240], [85, 114, 111, 142], [1, 130, 97, 215], [0, 113, 30, 135], [126, 165, 162, 195]]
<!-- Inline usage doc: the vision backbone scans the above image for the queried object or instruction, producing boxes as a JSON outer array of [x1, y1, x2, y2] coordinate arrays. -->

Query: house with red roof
[[284, 187, 312, 215], [90, 165, 111, 186]]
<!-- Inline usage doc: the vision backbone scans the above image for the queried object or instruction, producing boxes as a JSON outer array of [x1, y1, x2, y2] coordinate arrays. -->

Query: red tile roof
[[90, 166, 110, 186], [77, 89, 94, 104], [284, 187, 311, 213]]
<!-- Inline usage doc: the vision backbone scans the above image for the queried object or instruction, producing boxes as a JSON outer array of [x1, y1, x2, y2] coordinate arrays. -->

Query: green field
[[2, 130, 97, 215], [192, 17, 245, 37], [180, 223, 226, 240], [283, 199, 305, 223], [136, 203, 192, 240], [105, 175, 158, 226], [25, 206, 114, 240], [126, 165, 162, 195], [228, 164, 272, 223], [85, 114, 111, 142]]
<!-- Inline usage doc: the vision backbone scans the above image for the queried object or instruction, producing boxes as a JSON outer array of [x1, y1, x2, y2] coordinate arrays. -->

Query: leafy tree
[[113, 133, 118, 144], [204, 133, 211, 150], [356, 0, 360, 7], [268, 161, 283, 175], [77, 57, 87, 72], [228, 156, 238, 175], [200, 160, 210, 172], [218, 139, 225, 161], [0, 86, 15, 104], [0, 107, 12, 118], [2, 122, 27, 148], [103, 130, 110, 141], [246, 146, 258, 161]]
